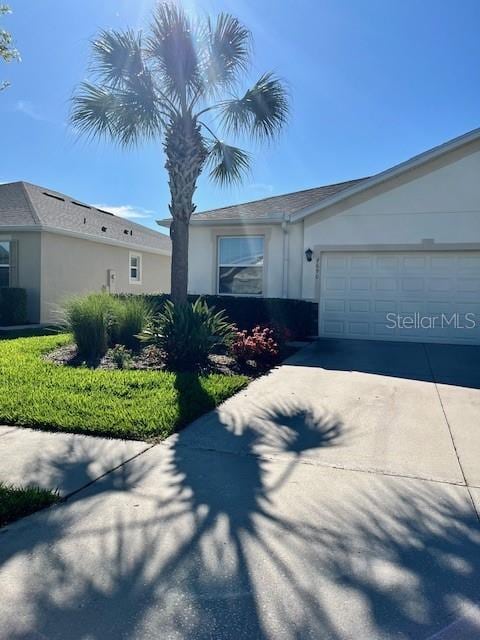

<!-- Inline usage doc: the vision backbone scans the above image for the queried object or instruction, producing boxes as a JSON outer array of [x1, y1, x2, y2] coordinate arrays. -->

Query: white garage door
[[319, 252, 480, 344]]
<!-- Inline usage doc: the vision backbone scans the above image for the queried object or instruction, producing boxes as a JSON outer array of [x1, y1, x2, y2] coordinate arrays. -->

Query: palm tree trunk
[[169, 216, 190, 305], [165, 116, 207, 306]]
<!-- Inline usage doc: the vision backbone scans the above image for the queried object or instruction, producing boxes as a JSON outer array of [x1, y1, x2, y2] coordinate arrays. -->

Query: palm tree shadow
[[161, 380, 345, 637], [2, 378, 480, 639]]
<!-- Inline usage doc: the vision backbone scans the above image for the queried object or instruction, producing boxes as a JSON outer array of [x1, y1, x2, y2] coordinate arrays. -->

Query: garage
[[319, 251, 480, 344]]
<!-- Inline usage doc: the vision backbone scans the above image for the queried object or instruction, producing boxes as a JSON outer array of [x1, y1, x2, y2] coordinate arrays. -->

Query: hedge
[[0, 288, 27, 326], [120, 294, 318, 338]]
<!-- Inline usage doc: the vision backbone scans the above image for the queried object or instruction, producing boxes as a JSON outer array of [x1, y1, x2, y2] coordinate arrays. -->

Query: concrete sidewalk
[[0, 338, 479, 639], [0, 425, 150, 496]]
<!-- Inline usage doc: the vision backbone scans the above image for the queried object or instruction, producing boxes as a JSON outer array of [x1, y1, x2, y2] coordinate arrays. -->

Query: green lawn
[[0, 334, 248, 440], [0, 482, 60, 527]]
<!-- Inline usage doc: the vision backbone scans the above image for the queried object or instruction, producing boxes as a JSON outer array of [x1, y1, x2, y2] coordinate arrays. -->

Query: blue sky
[[1, 0, 479, 232]]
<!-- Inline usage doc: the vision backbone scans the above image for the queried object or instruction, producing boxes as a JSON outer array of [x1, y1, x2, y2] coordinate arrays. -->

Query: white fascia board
[[157, 215, 285, 228], [290, 127, 480, 223]]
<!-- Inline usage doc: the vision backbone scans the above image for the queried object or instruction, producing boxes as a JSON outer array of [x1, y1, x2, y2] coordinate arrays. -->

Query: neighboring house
[[159, 128, 480, 345], [0, 182, 171, 323]]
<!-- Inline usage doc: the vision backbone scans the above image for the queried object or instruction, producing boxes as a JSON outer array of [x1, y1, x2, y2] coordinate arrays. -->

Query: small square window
[[129, 253, 142, 284]]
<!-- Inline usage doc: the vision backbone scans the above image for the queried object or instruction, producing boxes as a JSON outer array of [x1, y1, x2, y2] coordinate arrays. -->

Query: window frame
[[216, 235, 265, 297], [0, 240, 10, 288], [129, 251, 142, 285]]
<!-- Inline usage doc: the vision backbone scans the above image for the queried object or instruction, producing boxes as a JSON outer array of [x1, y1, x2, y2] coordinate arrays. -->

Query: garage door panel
[[401, 278, 425, 292], [325, 277, 347, 291], [428, 278, 452, 292], [351, 277, 371, 291], [348, 321, 370, 336], [324, 320, 345, 335], [373, 322, 395, 337], [376, 256, 398, 272], [398, 300, 426, 314], [457, 278, 480, 293], [455, 301, 480, 314], [324, 255, 348, 271], [375, 300, 396, 313], [324, 299, 345, 312], [351, 256, 372, 270], [375, 277, 397, 291], [403, 256, 427, 270], [458, 256, 480, 270], [349, 300, 370, 312], [320, 251, 480, 344]]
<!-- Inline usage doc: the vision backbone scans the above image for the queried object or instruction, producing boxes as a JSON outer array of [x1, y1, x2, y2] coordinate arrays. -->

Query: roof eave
[[290, 126, 480, 223], [0, 224, 171, 255], [157, 215, 285, 227]]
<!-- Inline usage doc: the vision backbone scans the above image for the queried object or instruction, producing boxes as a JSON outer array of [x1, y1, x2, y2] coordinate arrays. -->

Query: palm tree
[[71, 2, 289, 305]]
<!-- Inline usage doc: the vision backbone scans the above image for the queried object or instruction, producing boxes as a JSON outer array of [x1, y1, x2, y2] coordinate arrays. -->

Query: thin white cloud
[[15, 100, 46, 122], [93, 204, 154, 220], [248, 183, 274, 196]]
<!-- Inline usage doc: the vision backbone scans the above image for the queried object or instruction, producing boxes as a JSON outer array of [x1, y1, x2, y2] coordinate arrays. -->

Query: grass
[[0, 334, 248, 440], [0, 482, 60, 527]]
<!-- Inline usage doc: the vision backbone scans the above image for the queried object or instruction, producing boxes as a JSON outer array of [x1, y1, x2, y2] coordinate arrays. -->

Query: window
[[218, 236, 264, 295], [129, 252, 142, 284], [0, 241, 10, 287]]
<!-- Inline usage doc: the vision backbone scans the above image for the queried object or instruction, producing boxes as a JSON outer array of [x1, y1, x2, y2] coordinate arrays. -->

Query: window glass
[[129, 254, 141, 282], [0, 241, 10, 287], [219, 236, 263, 266], [218, 237, 264, 295], [0, 242, 9, 266]]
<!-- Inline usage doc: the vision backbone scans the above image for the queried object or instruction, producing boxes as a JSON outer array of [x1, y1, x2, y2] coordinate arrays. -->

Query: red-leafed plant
[[231, 325, 280, 368]]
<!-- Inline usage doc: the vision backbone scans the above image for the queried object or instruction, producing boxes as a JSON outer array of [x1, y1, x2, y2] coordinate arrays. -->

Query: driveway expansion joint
[[60, 442, 156, 501], [423, 343, 480, 522], [162, 441, 469, 490]]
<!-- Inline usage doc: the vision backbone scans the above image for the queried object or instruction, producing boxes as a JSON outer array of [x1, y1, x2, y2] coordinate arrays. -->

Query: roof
[[157, 178, 369, 226], [157, 126, 480, 228], [0, 182, 171, 254]]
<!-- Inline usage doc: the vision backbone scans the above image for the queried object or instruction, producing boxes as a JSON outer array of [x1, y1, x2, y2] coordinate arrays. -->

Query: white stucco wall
[[188, 224, 289, 298], [40, 232, 171, 323], [301, 138, 480, 299]]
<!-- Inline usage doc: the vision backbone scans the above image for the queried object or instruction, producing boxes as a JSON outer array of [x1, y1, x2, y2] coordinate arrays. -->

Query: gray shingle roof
[[0, 182, 171, 253], [160, 178, 369, 224]]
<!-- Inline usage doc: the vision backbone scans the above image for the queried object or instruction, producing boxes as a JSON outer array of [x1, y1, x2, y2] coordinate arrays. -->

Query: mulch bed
[[45, 343, 257, 376]]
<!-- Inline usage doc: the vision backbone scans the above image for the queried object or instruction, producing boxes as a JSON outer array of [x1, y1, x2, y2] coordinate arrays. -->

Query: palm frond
[[219, 72, 289, 141], [112, 86, 163, 146], [90, 29, 144, 89], [71, 81, 162, 147], [206, 139, 251, 186], [70, 82, 120, 140], [146, 2, 201, 104], [201, 13, 251, 91]]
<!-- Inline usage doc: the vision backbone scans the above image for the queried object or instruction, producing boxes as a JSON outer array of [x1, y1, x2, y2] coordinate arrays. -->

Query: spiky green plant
[[140, 298, 236, 371], [71, 3, 289, 305]]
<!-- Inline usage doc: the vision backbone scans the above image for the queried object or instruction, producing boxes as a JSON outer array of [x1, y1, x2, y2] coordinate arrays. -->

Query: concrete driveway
[[0, 339, 479, 639]]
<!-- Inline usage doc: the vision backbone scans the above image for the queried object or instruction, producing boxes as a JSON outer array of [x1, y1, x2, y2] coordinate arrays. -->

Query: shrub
[[140, 298, 236, 371], [232, 326, 280, 368], [0, 288, 27, 326], [64, 293, 123, 361], [109, 344, 133, 370], [138, 294, 318, 338], [114, 296, 153, 349]]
